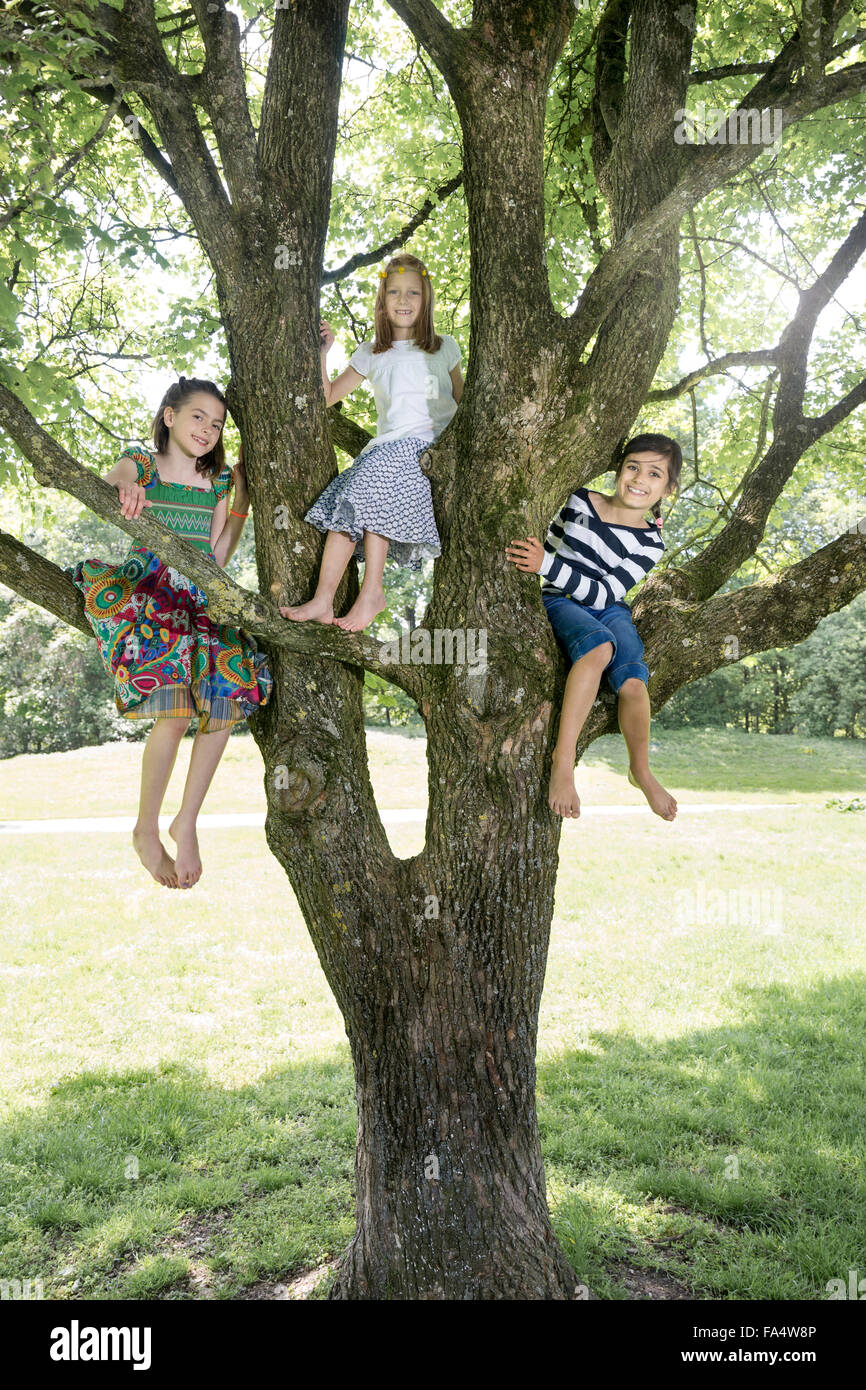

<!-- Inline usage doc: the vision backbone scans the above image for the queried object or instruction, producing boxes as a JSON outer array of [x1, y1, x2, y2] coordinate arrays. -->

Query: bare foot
[[132, 827, 179, 888], [168, 815, 202, 888], [549, 752, 581, 818], [280, 596, 334, 624], [628, 766, 677, 820], [333, 589, 386, 632]]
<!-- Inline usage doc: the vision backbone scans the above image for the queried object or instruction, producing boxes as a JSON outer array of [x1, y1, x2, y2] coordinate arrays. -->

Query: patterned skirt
[[70, 546, 273, 732], [305, 435, 441, 571]]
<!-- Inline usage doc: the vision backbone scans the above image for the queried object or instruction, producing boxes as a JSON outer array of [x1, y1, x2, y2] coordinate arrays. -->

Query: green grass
[[0, 729, 864, 1300], [1, 726, 862, 823]]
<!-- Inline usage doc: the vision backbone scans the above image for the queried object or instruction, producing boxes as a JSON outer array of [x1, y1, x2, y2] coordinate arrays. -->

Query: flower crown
[[378, 266, 429, 279]]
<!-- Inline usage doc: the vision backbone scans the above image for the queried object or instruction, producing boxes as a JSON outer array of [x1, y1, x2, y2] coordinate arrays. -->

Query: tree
[[1, 0, 865, 1298]]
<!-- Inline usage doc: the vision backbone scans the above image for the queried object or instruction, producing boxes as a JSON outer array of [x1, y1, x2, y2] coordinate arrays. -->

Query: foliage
[[656, 592, 866, 736], [0, 599, 136, 757]]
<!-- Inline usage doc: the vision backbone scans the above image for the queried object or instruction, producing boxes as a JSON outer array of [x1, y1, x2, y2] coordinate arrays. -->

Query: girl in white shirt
[[281, 253, 463, 632]]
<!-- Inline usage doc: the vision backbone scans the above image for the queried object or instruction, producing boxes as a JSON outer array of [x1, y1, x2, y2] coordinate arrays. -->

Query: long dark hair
[[150, 377, 227, 479], [613, 433, 682, 524], [372, 252, 441, 355]]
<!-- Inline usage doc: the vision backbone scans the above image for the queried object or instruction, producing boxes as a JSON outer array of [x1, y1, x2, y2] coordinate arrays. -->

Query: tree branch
[[385, 0, 462, 83], [677, 207, 866, 599], [688, 30, 866, 84], [188, 0, 259, 208], [99, 0, 243, 278], [0, 384, 422, 699], [327, 404, 372, 459], [570, 60, 866, 353], [647, 349, 779, 401], [0, 92, 123, 233], [322, 173, 464, 283], [0, 529, 90, 637], [258, 0, 350, 203], [646, 526, 866, 711], [85, 86, 180, 196], [808, 377, 866, 437], [591, 0, 631, 163]]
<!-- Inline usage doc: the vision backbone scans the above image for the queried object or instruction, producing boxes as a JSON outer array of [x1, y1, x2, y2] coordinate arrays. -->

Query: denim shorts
[[541, 590, 649, 692]]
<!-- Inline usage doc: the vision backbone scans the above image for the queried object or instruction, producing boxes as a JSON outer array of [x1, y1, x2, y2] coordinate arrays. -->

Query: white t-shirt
[[348, 335, 461, 456]]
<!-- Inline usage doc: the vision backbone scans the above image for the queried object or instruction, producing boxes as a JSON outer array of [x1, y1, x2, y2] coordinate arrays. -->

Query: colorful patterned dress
[[71, 445, 272, 731]]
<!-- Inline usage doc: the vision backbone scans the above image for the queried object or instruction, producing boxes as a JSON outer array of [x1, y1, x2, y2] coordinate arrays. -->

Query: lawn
[[0, 728, 864, 1300]]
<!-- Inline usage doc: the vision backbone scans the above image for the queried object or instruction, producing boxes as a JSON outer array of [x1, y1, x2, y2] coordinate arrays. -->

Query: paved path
[[0, 802, 808, 835]]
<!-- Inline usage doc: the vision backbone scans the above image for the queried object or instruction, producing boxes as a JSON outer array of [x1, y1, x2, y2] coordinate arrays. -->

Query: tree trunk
[[257, 663, 577, 1298]]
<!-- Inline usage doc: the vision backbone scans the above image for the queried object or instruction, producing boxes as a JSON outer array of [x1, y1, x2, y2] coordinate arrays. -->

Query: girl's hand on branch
[[319, 320, 335, 353], [505, 537, 544, 573], [116, 483, 151, 520]]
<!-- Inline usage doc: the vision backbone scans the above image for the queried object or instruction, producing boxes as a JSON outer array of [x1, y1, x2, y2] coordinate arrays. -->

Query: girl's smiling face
[[615, 451, 671, 513], [164, 392, 226, 457], [384, 270, 424, 335]]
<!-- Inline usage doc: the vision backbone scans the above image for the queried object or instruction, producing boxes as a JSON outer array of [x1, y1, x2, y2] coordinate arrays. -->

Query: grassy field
[[0, 729, 864, 1300], [1, 725, 864, 825]]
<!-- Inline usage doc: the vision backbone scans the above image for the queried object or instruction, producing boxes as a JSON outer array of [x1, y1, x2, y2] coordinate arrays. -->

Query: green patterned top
[[124, 444, 232, 553]]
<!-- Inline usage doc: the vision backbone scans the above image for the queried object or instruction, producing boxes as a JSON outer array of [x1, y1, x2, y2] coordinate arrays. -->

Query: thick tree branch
[[809, 377, 866, 436], [258, 0, 349, 205], [96, 0, 243, 278], [648, 526, 866, 710], [591, 0, 632, 160], [0, 529, 91, 637], [188, 0, 259, 209], [773, 205, 866, 423], [322, 173, 464, 284], [0, 385, 421, 699], [327, 404, 372, 459], [24, 0, 231, 249]]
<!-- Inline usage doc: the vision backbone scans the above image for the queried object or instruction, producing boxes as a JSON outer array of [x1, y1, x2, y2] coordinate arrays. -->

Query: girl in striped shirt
[[506, 434, 681, 822]]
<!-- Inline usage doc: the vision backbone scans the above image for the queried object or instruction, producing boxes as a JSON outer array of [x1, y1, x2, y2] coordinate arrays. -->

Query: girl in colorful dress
[[72, 377, 272, 889], [281, 252, 463, 632], [506, 434, 681, 822]]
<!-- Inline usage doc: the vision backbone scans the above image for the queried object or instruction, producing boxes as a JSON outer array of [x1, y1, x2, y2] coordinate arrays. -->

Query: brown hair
[[150, 377, 227, 479], [372, 252, 441, 355], [613, 433, 682, 525]]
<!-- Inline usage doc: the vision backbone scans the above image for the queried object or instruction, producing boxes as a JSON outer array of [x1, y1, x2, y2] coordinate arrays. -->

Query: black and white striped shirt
[[539, 488, 665, 608]]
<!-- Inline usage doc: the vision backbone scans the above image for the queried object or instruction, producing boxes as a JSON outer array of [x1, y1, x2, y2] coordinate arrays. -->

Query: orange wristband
[[229, 508, 249, 518]]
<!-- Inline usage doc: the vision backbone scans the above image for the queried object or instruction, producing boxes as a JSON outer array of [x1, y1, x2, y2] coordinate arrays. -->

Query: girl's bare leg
[[281, 529, 356, 623], [168, 724, 233, 887], [334, 530, 389, 631], [133, 717, 188, 887], [617, 677, 677, 820], [549, 642, 613, 818]]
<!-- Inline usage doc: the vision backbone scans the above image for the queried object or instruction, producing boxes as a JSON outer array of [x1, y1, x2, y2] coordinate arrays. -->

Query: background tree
[[0, 0, 865, 1298]]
